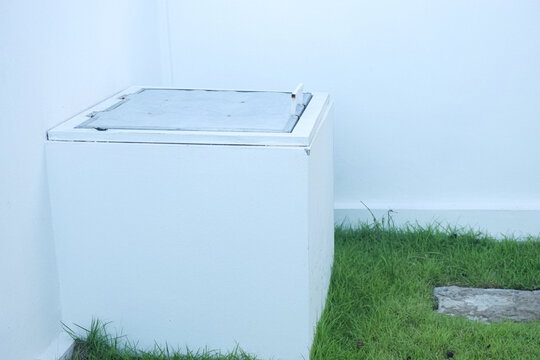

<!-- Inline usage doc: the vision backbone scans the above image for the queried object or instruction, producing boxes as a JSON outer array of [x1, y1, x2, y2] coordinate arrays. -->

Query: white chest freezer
[[46, 86, 334, 360]]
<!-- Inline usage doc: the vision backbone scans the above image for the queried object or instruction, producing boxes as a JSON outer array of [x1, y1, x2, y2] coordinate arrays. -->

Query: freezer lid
[[77, 87, 312, 133], [47, 86, 331, 146]]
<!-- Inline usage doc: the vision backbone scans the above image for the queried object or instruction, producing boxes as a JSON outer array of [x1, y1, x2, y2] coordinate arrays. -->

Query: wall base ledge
[[335, 208, 540, 239]]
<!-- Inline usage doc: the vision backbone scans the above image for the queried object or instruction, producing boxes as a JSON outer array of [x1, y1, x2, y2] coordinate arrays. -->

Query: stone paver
[[433, 286, 540, 323]]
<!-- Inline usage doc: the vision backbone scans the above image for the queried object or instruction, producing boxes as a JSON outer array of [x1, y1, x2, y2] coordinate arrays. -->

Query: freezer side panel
[[46, 141, 310, 360], [308, 101, 335, 348]]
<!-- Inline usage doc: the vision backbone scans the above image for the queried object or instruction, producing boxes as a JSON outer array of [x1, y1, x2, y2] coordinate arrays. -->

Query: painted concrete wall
[[1, 2, 539, 358], [0, 1, 161, 359], [165, 1, 540, 235]]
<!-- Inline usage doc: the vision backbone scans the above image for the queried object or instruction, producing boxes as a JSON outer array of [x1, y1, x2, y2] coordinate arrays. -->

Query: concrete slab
[[434, 286, 540, 323]]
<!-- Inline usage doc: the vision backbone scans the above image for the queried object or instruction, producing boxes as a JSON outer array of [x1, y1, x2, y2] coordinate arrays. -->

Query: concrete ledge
[[335, 208, 540, 239], [35, 333, 74, 360]]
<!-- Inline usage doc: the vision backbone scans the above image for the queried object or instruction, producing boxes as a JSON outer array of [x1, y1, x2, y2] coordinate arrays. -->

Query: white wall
[[0, 1, 161, 359], [1, 3, 539, 358], [165, 1, 540, 235]]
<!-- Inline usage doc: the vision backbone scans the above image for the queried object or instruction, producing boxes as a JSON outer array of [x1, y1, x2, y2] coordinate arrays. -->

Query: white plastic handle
[[290, 83, 304, 116]]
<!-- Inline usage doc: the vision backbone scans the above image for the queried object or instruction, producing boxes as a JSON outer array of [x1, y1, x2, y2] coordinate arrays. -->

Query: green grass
[[67, 223, 540, 360], [65, 320, 258, 360], [311, 223, 540, 360]]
